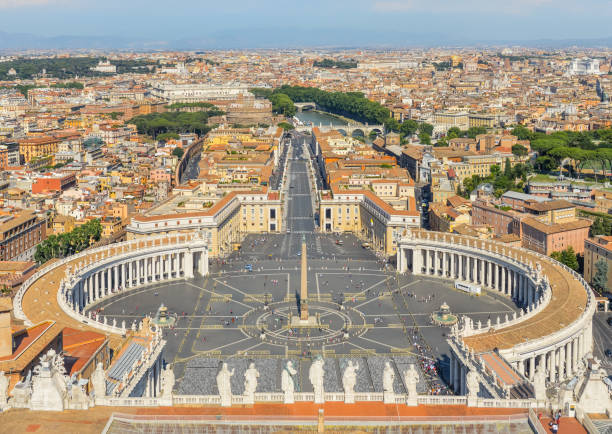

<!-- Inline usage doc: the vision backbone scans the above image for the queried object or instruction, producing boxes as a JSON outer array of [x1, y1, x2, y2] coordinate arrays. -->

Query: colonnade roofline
[[396, 229, 594, 358], [15, 233, 209, 343]]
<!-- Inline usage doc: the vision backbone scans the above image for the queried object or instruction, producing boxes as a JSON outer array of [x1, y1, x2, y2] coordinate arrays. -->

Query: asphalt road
[[592, 312, 612, 375]]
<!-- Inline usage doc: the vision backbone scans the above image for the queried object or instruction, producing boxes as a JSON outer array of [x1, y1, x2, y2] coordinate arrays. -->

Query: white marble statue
[[383, 361, 395, 404], [0, 371, 8, 409], [342, 361, 359, 403], [466, 370, 479, 400], [30, 350, 66, 411], [309, 356, 325, 404], [161, 364, 175, 399], [243, 362, 259, 404], [90, 361, 106, 399], [533, 363, 547, 401], [404, 364, 420, 400], [281, 361, 297, 404], [216, 362, 234, 407]]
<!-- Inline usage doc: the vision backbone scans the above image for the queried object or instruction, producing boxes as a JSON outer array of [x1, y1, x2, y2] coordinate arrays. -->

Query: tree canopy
[[592, 259, 608, 293], [313, 58, 358, 69], [34, 219, 102, 264], [128, 110, 218, 138], [270, 85, 390, 125], [550, 246, 579, 271]]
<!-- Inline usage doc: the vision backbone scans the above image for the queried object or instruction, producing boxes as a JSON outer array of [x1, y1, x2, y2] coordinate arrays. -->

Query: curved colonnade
[[397, 229, 595, 390], [14, 234, 209, 337]]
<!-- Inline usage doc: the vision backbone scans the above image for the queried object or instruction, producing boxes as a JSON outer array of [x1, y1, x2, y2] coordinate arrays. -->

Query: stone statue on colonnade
[[342, 360, 358, 404], [216, 362, 234, 407], [383, 361, 395, 404], [309, 356, 325, 404], [243, 362, 259, 404]]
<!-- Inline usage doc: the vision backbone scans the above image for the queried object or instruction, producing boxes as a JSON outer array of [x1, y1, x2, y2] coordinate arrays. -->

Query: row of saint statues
[[215, 357, 422, 406]]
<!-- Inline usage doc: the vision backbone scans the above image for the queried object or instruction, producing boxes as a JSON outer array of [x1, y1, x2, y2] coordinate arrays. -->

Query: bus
[[454, 281, 481, 295]]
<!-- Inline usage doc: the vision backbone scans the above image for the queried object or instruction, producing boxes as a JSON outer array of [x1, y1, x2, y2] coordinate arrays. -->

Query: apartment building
[[0, 211, 47, 261], [126, 190, 282, 257], [520, 200, 591, 255], [319, 187, 420, 256], [584, 236, 612, 290]]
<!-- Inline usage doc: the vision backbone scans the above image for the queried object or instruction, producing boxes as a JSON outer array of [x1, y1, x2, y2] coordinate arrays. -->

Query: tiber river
[[295, 110, 348, 127]]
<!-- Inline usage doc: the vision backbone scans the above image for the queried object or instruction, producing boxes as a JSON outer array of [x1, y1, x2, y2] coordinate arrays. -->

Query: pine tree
[[592, 259, 609, 293]]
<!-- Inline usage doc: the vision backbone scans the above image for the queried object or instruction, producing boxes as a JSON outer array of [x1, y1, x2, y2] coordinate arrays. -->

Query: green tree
[[278, 121, 295, 131], [592, 259, 608, 293], [551, 246, 579, 271], [418, 132, 431, 145], [512, 144, 528, 157], [511, 125, 535, 141], [384, 117, 400, 133], [400, 120, 418, 138], [268, 93, 296, 117], [466, 126, 487, 139], [158, 132, 180, 142], [447, 127, 462, 139], [418, 122, 434, 136], [504, 158, 512, 177], [172, 147, 184, 159], [490, 164, 501, 177], [534, 155, 557, 172]]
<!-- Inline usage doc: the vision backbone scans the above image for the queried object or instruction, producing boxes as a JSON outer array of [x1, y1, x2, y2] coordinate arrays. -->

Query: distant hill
[[0, 29, 610, 51]]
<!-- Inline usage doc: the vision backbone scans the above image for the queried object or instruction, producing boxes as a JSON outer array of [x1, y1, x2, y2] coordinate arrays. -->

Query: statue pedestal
[[291, 315, 319, 327], [406, 396, 418, 406], [300, 304, 309, 321], [344, 392, 355, 404], [219, 394, 232, 407], [244, 392, 255, 405], [383, 391, 395, 404]]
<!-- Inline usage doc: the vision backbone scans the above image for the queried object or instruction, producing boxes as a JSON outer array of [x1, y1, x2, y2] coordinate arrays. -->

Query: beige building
[[584, 236, 612, 290], [319, 188, 420, 256], [126, 190, 282, 257]]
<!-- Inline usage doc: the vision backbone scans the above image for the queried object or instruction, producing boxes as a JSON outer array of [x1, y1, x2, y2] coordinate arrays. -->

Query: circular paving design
[[241, 300, 367, 349]]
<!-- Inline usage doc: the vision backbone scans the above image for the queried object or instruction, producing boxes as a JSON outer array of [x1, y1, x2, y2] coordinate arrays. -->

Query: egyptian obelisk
[[300, 235, 309, 320]]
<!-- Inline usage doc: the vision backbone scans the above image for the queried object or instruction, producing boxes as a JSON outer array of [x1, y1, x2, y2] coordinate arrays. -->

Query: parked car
[[605, 349, 612, 358]]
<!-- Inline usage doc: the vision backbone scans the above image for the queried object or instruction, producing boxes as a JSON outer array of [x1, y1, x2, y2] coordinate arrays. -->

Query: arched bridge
[[296, 123, 385, 138], [294, 102, 317, 112]]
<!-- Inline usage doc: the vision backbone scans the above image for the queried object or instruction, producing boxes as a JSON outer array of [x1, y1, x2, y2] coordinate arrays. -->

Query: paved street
[[592, 312, 612, 375]]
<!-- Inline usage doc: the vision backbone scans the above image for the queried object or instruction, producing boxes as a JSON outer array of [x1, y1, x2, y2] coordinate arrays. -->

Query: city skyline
[[0, 0, 610, 49]]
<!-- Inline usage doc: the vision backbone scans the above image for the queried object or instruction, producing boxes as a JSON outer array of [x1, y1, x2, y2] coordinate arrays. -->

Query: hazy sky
[[0, 0, 610, 46]]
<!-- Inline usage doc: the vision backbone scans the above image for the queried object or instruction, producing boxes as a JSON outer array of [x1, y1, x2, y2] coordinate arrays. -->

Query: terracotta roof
[[521, 217, 592, 234], [0, 321, 60, 372], [524, 199, 573, 212]]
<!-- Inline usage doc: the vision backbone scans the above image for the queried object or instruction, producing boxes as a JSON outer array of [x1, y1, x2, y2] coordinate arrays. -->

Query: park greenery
[[14, 82, 84, 98], [34, 219, 102, 264], [268, 93, 297, 117], [457, 159, 531, 198], [313, 58, 358, 69], [550, 246, 580, 272], [511, 125, 612, 181], [158, 132, 181, 142], [251, 86, 436, 141], [0, 57, 157, 80], [432, 61, 461, 71], [128, 107, 223, 138]]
